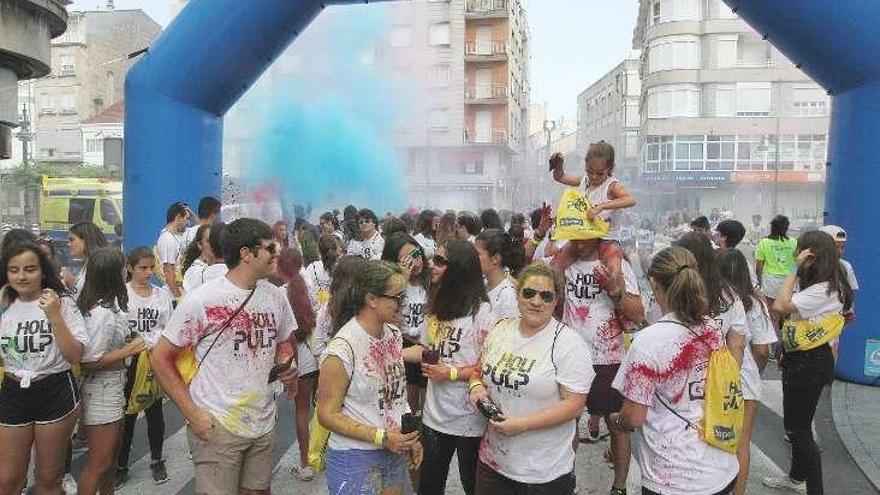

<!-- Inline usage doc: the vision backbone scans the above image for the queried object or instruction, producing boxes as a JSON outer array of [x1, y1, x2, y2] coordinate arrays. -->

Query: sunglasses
[[375, 291, 406, 306], [250, 243, 277, 255], [432, 255, 449, 267], [406, 249, 423, 261], [521, 287, 556, 304]]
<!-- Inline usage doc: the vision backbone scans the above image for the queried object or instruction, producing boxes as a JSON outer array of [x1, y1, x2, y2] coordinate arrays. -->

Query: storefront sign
[[731, 171, 825, 183], [641, 171, 731, 183]]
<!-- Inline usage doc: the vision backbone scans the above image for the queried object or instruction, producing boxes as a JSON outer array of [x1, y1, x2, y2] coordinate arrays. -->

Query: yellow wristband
[[373, 428, 385, 446], [449, 366, 459, 381], [468, 380, 484, 392]]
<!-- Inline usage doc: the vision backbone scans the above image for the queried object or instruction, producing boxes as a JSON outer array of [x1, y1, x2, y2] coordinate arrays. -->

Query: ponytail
[[476, 228, 526, 277], [648, 247, 708, 326]]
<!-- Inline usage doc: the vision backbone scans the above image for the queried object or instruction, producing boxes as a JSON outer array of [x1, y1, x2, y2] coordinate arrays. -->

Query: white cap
[[819, 225, 847, 241]]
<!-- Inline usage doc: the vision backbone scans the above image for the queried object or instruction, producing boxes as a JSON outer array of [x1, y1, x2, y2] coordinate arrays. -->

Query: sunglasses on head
[[521, 287, 555, 303], [432, 255, 448, 267]]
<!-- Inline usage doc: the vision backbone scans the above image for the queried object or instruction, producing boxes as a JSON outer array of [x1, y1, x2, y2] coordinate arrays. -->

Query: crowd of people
[[0, 140, 859, 495]]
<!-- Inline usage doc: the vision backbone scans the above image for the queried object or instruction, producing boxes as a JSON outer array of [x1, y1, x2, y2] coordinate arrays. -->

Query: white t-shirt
[[182, 224, 201, 249], [81, 304, 129, 363], [478, 317, 593, 484], [302, 261, 331, 308], [487, 277, 518, 321], [346, 232, 385, 260], [562, 259, 639, 365], [125, 283, 173, 348], [742, 297, 777, 401], [422, 303, 496, 437], [156, 228, 187, 266], [413, 233, 436, 259], [841, 259, 858, 291], [612, 315, 738, 495], [321, 318, 408, 451], [0, 297, 88, 384], [401, 284, 427, 341], [183, 262, 228, 295], [791, 282, 844, 320], [74, 265, 87, 295], [162, 276, 297, 438], [637, 229, 655, 251]]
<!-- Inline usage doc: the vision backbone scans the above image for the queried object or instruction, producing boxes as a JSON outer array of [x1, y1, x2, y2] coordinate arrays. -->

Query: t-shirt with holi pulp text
[[322, 318, 408, 451], [478, 317, 593, 484], [612, 315, 738, 495], [81, 304, 129, 363], [346, 232, 385, 261], [487, 277, 519, 321], [401, 284, 427, 342], [162, 277, 297, 439], [0, 297, 88, 385], [563, 259, 639, 365], [421, 303, 496, 437], [125, 283, 173, 348]]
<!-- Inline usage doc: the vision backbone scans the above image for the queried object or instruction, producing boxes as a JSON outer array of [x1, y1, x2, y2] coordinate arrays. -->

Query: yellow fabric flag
[[552, 188, 609, 241]]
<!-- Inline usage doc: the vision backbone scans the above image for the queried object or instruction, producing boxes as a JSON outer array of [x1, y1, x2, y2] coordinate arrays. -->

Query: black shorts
[[475, 459, 574, 495], [587, 364, 624, 415], [402, 340, 427, 388], [0, 370, 80, 427]]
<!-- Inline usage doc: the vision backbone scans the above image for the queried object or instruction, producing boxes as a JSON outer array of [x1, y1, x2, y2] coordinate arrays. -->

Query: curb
[[831, 381, 880, 493]]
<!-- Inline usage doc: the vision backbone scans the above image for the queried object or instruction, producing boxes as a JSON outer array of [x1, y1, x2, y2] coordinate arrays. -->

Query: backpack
[[654, 320, 744, 454]]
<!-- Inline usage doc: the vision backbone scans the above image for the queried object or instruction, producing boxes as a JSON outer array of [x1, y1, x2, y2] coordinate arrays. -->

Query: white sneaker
[[291, 465, 314, 481], [762, 476, 806, 493], [62, 473, 78, 495]]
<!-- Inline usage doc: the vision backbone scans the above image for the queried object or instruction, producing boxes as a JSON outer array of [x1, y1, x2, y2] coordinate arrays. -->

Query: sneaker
[[610, 488, 627, 495], [762, 476, 806, 493], [291, 465, 314, 481], [151, 460, 169, 485], [61, 473, 77, 495], [114, 468, 128, 490]]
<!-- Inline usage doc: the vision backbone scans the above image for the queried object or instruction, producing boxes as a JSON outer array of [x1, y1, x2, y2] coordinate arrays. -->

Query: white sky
[[68, 0, 639, 120]]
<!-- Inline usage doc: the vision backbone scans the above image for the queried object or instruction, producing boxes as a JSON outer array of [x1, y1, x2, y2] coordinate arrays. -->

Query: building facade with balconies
[[634, 0, 829, 223], [382, 0, 530, 211], [32, 9, 161, 164]]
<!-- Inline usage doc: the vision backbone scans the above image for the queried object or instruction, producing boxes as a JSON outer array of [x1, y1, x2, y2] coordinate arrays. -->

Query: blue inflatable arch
[[721, 1, 880, 384], [126, 0, 878, 384]]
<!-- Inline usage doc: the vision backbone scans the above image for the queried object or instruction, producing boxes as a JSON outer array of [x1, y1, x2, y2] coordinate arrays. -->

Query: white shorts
[[760, 275, 786, 300], [297, 341, 319, 377], [81, 370, 126, 426]]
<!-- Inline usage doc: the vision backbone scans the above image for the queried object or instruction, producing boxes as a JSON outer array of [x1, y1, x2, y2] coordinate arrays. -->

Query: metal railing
[[465, 84, 508, 100], [466, 0, 507, 14], [465, 127, 508, 143], [464, 41, 507, 56]]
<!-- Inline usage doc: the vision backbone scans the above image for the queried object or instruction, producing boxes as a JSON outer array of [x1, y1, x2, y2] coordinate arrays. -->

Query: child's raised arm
[[549, 152, 583, 187]]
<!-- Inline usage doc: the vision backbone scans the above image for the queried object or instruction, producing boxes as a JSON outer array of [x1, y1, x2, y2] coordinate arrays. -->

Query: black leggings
[[117, 354, 165, 468], [418, 424, 481, 495], [783, 344, 834, 495], [642, 477, 735, 495], [475, 460, 574, 495]]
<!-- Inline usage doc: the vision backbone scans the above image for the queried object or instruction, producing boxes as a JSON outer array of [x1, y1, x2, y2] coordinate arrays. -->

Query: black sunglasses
[[250, 243, 277, 255], [521, 287, 555, 304], [432, 255, 449, 267], [374, 291, 406, 306]]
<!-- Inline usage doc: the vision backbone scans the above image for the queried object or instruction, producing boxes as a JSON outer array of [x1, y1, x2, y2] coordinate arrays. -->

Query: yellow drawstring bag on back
[[552, 188, 609, 241]]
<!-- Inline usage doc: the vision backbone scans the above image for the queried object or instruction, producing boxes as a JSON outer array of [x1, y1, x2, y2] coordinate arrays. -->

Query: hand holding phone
[[268, 356, 295, 384], [401, 411, 422, 434]]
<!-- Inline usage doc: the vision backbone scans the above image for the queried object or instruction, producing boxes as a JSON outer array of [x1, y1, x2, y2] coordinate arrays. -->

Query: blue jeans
[[326, 448, 409, 495]]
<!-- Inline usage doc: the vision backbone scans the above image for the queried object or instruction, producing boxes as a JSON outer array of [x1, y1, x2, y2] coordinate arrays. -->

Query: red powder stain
[[573, 305, 591, 322], [478, 436, 501, 471], [623, 326, 722, 403]]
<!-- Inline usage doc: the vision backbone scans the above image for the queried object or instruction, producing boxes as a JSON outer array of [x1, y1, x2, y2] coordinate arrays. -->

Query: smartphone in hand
[[401, 411, 422, 434], [268, 356, 295, 383]]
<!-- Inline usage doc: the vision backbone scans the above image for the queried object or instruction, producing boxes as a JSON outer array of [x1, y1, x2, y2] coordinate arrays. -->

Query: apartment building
[[634, 0, 829, 221]]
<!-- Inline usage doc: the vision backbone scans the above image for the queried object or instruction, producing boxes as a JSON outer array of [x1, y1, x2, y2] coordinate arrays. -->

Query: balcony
[[465, 84, 508, 104], [465, 0, 508, 18], [465, 127, 508, 144], [464, 41, 508, 62]]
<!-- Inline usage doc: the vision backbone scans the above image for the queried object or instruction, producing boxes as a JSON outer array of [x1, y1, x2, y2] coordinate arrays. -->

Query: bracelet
[[373, 428, 386, 446], [449, 366, 459, 381], [468, 381, 485, 393]]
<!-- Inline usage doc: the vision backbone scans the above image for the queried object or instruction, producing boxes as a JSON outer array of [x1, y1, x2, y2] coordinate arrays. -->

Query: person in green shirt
[[755, 215, 797, 306]]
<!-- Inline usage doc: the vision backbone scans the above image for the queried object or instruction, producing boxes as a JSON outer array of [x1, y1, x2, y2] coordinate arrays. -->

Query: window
[[68, 199, 95, 224], [644, 136, 675, 172], [430, 63, 451, 87], [40, 148, 57, 158], [462, 160, 484, 175], [706, 135, 735, 170], [86, 138, 102, 153], [738, 36, 769, 67], [715, 35, 738, 68], [647, 84, 701, 118], [715, 84, 735, 117], [791, 86, 829, 116], [430, 109, 449, 130], [675, 135, 705, 170], [706, 0, 737, 19], [59, 54, 75, 74], [39, 94, 54, 113], [736, 82, 771, 116], [735, 135, 766, 170], [648, 35, 700, 72], [390, 26, 411, 47], [429, 23, 451, 46], [60, 93, 76, 113], [100, 199, 120, 226]]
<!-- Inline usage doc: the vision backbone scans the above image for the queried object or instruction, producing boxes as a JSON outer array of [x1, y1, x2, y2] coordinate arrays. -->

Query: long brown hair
[[276, 248, 316, 343], [648, 247, 708, 326], [796, 231, 853, 311]]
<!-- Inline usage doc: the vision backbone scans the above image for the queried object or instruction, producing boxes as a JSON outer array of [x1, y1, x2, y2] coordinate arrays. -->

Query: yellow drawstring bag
[[552, 188, 609, 241], [176, 348, 199, 385], [701, 346, 744, 454], [126, 350, 164, 415], [781, 313, 845, 352]]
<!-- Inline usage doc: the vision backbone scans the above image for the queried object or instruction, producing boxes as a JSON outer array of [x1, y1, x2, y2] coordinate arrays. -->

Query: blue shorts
[[326, 448, 409, 495]]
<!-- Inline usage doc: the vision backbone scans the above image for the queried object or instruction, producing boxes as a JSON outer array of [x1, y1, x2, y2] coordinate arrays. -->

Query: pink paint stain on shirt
[[574, 305, 591, 322], [623, 326, 722, 404]]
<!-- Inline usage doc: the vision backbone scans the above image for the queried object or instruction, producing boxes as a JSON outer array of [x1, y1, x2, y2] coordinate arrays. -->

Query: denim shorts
[[81, 370, 126, 426], [326, 448, 409, 495]]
